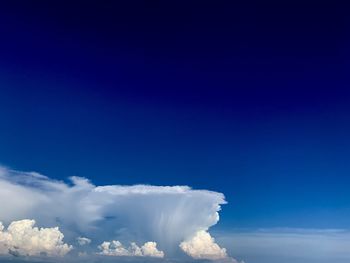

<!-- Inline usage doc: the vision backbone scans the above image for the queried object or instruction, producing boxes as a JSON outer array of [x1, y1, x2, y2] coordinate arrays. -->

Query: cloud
[[98, 240, 164, 258], [0, 219, 72, 257], [0, 166, 228, 259], [77, 237, 91, 246], [180, 230, 227, 260], [140, 242, 165, 258], [215, 228, 350, 263]]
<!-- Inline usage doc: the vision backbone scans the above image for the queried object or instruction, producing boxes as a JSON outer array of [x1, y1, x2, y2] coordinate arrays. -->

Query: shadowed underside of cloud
[[0, 166, 234, 261]]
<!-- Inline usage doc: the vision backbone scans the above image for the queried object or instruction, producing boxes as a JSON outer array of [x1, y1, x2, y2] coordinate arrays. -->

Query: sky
[[0, 1, 349, 263]]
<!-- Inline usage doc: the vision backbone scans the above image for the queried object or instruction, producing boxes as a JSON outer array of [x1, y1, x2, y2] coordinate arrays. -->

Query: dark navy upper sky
[[0, 1, 349, 230]]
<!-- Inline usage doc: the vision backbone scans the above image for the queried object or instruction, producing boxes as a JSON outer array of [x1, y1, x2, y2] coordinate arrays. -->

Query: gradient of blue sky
[[0, 0, 349, 234]]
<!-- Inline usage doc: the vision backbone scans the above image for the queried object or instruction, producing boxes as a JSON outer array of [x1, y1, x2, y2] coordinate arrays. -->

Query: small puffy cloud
[[98, 240, 164, 258], [77, 237, 91, 246], [180, 230, 227, 260], [99, 241, 129, 256], [0, 219, 72, 257]]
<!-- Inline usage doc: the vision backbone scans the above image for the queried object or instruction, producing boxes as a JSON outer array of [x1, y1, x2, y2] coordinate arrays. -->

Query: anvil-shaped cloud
[[0, 166, 232, 261]]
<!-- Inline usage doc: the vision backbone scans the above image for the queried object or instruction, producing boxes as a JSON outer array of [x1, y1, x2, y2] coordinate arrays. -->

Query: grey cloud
[[215, 228, 350, 263]]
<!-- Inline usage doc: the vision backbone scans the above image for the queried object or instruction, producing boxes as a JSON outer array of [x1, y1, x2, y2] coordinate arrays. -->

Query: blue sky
[[0, 2, 349, 262]]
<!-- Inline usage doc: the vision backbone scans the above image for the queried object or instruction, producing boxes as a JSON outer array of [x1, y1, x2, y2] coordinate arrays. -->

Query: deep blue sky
[[0, 1, 349, 230]]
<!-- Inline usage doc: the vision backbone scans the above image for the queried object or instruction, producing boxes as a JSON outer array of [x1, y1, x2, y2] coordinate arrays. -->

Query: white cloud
[[180, 230, 227, 260], [0, 166, 227, 258], [98, 240, 164, 258], [0, 219, 72, 257], [140, 242, 165, 258], [98, 241, 129, 256], [77, 237, 91, 246]]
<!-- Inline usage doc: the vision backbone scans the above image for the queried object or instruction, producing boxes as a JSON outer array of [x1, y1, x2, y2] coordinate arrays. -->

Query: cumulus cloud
[[77, 237, 91, 246], [0, 219, 72, 257], [98, 240, 164, 258], [0, 166, 231, 259], [180, 230, 227, 260], [140, 242, 165, 258]]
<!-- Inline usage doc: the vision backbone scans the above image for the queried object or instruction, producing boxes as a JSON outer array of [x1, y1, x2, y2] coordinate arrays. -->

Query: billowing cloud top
[[180, 230, 227, 260], [0, 219, 72, 257], [0, 166, 233, 261]]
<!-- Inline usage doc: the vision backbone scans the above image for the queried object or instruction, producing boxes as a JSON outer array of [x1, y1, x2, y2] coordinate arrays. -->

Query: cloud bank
[[0, 219, 72, 257], [216, 228, 350, 263], [0, 166, 231, 260]]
